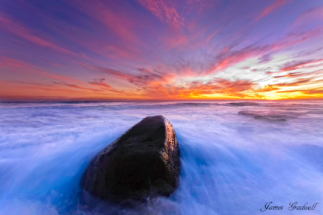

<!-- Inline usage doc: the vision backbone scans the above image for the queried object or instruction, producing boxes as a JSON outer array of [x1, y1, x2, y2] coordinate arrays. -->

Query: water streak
[[0, 100, 323, 215]]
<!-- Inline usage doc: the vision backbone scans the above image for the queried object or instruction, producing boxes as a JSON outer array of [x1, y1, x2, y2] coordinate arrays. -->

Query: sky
[[0, 0, 323, 101]]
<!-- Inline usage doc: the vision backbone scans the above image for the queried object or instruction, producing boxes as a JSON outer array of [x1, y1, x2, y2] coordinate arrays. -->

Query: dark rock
[[81, 115, 181, 205]]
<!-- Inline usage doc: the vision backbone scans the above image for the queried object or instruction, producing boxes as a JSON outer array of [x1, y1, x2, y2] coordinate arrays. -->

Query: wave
[[225, 102, 261, 106]]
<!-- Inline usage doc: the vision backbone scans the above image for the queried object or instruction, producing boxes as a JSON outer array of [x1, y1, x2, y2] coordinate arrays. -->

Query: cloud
[[79, 61, 175, 86], [138, 68, 151, 73], [276, 87, 323, 95], [52, 81, 102, 92], [293, 6, 323, 28], [80, 59, 257, 99], [0, 57, 126, 97], [170, 78, 256, 98], [254, 85, 280, 93], [302, 88, 323, 95], [88, 78, 124, 94], [274, 70, 323, 79], [280, 59, 323, 71], [205, 26, 323, 74], [1, 0, 323, 100], [52, 81, 122, 96], [275, 78, 313, 87], [138, 0, 184, 29], [0, 13, 76, 55], [0, 57, 77, 83], [206, 27, 224, 43], [258, 54, 273, 63], [74, 61, 133, 80], [74, 1, 143, 45], [206, 44, 271, 74], [256, 0, 288, 22]]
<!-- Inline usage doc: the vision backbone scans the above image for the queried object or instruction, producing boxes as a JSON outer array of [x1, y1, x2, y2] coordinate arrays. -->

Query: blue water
[[0, 100, 323, 215]]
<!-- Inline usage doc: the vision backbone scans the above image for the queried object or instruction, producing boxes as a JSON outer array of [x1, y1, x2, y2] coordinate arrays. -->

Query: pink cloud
[[74, 1, 143, 45], [293, 6, 323, 27], [0, 13, 76, 55], [88, 78, 124, 94], [0, 57, 78, 83], [206, 26, 323, 74], [206, 27, 224, 43], [138, 0, 184, 29], [281, 59, 323, 71], [256, 0, 288, 22]]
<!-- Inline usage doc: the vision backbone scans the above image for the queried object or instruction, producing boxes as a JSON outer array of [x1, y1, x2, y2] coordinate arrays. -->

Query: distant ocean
[[0, 100, 323, 215]]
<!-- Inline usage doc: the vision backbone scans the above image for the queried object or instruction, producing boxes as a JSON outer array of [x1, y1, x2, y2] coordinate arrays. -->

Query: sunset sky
[[1, 0, 323, 100]]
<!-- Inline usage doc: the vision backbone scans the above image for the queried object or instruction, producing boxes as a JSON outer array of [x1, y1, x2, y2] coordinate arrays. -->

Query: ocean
[[0, 100, 322, 215]]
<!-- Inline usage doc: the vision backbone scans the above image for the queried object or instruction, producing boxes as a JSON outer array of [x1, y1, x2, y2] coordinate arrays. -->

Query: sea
[[0, 100, 323, 215]]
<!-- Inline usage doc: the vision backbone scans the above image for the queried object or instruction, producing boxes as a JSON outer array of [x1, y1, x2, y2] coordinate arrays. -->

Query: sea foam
[[0, 100, 322, 215]]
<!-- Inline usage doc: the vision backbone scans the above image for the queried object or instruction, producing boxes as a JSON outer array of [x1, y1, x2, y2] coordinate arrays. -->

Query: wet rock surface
[[81, 115, 181, 205]]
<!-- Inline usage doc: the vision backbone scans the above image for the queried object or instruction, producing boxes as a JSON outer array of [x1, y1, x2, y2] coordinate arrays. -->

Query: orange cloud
[[0, 57, 128, 98], [163, 78, 256, 99], [301, 88, 323, 95], [88, 78, 124, 94], [0, 80, 97, 99], [254, 85, 280, 93], [276, 88, 323, 96], [275, 78, 313, 87]]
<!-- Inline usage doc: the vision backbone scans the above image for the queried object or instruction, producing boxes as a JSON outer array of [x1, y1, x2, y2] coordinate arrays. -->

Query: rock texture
[[81, 115, 180, 205]]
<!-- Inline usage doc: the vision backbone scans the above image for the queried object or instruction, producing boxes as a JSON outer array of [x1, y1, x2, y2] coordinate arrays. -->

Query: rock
[[81, 115, 181, 205]]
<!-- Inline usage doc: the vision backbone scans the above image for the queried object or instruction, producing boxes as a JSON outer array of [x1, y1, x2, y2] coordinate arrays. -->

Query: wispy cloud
[[0, 13, 76, 55], [138, 0, 184, 29], [281, 59, 323, 72], [255, 0, 288, 22], [88, 78, 124, 94], [1, 0, 322, 100]]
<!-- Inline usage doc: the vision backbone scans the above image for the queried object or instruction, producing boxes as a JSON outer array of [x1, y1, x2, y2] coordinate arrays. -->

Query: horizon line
[[1, 97, 323, 103]]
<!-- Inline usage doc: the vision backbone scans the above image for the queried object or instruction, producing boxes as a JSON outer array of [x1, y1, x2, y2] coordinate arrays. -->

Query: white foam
[[0, 101, 322, 214]]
